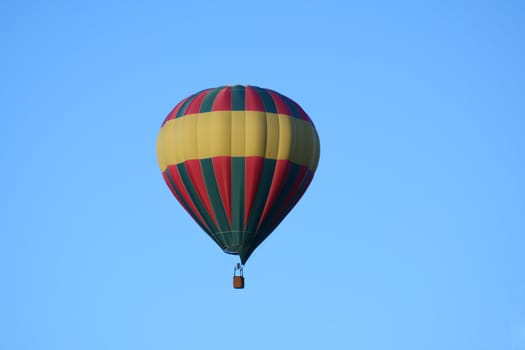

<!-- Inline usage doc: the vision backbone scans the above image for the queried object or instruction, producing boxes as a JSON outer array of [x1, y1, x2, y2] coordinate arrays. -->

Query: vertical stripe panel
[[163, 170, 210, 233], [184, 160, 218, 227], [288, 97, 311, 121], [291, 117, 306, 165], [276, 114, 292, 160], [197, 110, 211, 159], [212, 157, 232, 225], [264, 113, 280, 159], [177, 162, 219, 234], [245, 86, 265, 111], [200, 158, 231, 235], [230, 111, 245, 157], [231, 85, 246, 111], [255, 160, 292, 231], [199, 87, 222, 113], [209, 111, 231, 157], [244, 157, 264, 229], [176, 92, 200, 118], [280, 92, 304, 120], [212, 86, 232, 111], [311, 127, 321, 172], [231, 157, 245, 244], [185, 89, 210, 115], [268, 90, 292, 116], [165, 166, 212, 233], [253, 86, 277, 113], [182, 114, 199, 160], [266, 170, 314, 236], [256, 163, 304, 235], [261, 165, 310, 236], [245, 158, 276, 234], [244, 111, 267, 156]]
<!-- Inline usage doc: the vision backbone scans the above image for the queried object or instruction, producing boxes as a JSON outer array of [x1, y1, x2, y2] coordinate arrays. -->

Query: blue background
[[2, 1, 524, 349]]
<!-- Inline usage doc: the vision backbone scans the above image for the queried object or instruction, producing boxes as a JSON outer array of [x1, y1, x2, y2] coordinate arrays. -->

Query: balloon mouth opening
[[223, 249, 238, 255]]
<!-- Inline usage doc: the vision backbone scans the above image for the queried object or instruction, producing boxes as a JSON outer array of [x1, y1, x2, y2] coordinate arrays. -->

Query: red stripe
[[165, 166, 211, 232], [184, 89, 210, 115], [211, 86, 232, 111], [245, 85, 265, 111], [287, 171, 314, 211], [184, 159, 219, 227], [244, 157, 264, 225], [212, 157, 232, 226], [265, 167, 312, 233], [161, 96, 190, 126], [256, 160, 292, 231], [273, 166, 309, 219], [268, 90, 293, 116]]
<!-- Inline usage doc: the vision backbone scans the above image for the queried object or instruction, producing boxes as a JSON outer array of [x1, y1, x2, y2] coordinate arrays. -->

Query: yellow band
[[156, 111, 320, 172]]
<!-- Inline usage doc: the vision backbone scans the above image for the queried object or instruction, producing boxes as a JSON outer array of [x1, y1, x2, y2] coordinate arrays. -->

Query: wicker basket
[[233, 276, 245, 289]]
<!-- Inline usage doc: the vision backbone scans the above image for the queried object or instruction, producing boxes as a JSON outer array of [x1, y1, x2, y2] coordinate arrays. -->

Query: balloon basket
[[233, 263, 244, 289], [233, 276, 245, 289]]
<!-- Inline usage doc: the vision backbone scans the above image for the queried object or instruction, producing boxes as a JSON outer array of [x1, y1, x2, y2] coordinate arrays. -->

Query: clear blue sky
[[2, 1, 524, 349]]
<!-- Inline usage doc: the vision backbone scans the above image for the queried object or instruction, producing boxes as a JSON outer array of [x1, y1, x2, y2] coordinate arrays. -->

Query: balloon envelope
[[156, 85, 320, 263]]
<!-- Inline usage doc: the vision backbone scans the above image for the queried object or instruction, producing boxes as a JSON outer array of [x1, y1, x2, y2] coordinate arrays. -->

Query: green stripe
[[200, 158, 232, 242], [280, 93, 302, 120], [280, 171, 313, 226], [246, 158, 277, 234], [231, 157, 245, 248], [231, 85, 245, 111], [254, 86, 277, 113], [176, 92, 199, 118], [237, 158, 279, 264], [199, 87, 222, 113], [176, 163, 219, 235]]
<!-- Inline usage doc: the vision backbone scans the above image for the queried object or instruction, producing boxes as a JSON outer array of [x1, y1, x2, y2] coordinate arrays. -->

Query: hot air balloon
[[156, 85, 320, 288]]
